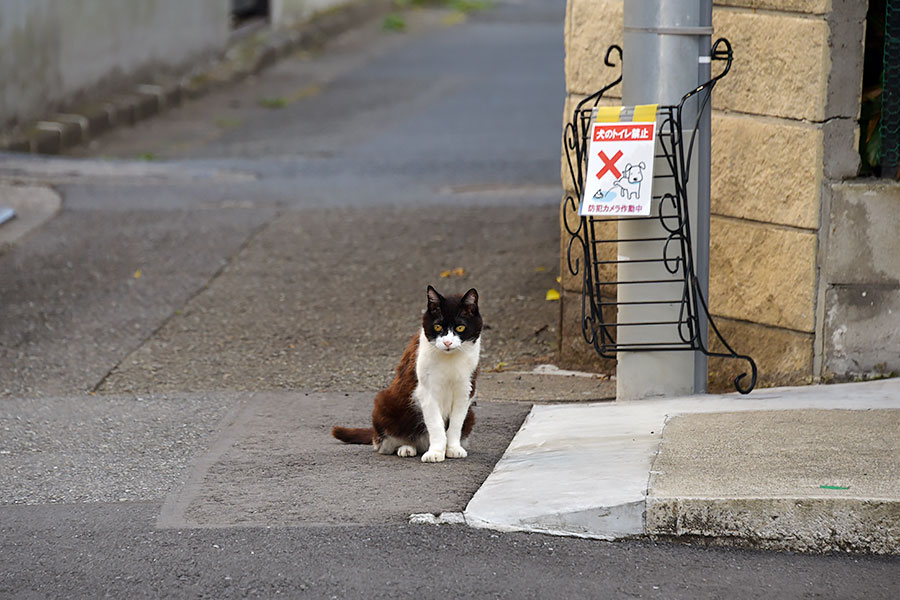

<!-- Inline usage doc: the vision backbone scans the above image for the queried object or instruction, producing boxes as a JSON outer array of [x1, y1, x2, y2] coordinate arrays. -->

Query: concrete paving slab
[[98, 204, 562, 396], [0, 204, 275, 397], [0, 393, 239, 504], [478, 368, 614, 403], [158, 392, 530, 528], [646, 409, 900, 554], [650, 410, 900, 500], [464, 379, 900, 553], [1, 389, 528, 529]]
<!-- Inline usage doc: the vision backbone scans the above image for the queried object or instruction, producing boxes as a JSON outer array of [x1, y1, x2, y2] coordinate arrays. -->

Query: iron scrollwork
[[563, 39, 757, 394]]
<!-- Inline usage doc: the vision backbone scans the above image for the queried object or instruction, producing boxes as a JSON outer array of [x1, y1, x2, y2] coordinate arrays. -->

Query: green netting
[[881, 0, 900, 177]]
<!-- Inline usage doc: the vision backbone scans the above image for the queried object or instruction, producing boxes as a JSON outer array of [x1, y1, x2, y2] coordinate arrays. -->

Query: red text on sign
[[592, 123, 654, 142]]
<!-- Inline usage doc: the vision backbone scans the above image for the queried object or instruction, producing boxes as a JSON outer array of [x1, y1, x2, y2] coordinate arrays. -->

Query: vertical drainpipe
[[618, 0, 712, 399], [694, 0, 712, 394]]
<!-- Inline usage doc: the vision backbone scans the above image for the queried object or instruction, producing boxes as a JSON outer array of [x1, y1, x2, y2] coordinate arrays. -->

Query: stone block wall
[[560, 0, 869, 389]]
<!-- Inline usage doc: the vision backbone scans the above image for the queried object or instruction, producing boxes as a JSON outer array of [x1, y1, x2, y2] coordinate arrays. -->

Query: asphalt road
[[5, 503, 899, 599], [1, 0, 898, 597]]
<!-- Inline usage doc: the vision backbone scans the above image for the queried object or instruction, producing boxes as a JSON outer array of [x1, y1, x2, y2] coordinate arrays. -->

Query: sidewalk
[[464, 378, 900, 554]]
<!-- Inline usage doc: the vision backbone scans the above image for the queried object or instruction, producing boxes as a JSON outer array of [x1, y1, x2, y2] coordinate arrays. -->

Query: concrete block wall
[[822, 182, 900, 380], [560, 0, 869, 389], [0, 0, 382, 152], [271, 0, 357, 28], [0, 0, 230, 132]]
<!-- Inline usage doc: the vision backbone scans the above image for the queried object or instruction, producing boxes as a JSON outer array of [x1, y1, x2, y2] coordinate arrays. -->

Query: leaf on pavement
[[440, 267, 466, 278]]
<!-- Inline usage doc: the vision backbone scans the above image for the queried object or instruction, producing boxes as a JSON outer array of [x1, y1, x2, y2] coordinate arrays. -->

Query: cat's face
[[423, 286, 482, 353]]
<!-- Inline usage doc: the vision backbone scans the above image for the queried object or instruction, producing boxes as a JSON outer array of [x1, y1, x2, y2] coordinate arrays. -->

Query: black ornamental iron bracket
[[562, 39, 757, 394]]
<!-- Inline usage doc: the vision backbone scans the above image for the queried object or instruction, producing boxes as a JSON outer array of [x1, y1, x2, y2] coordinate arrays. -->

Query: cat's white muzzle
[[434, 332, 462, 352]]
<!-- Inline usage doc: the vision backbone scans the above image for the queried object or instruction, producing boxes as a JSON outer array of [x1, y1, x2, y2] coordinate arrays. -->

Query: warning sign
[[579, 105, 658, 217]]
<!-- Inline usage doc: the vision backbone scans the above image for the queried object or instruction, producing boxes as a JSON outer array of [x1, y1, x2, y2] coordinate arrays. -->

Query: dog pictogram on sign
[[579, 105, 658, 217]]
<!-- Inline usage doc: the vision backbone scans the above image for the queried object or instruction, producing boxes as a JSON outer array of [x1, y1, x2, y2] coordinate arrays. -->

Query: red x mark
[[596, 149, 623, 179]]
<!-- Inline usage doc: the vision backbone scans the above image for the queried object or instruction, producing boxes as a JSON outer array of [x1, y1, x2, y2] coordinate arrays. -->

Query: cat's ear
[[427, 285, 443, 315], [460, 288, 478, 314]]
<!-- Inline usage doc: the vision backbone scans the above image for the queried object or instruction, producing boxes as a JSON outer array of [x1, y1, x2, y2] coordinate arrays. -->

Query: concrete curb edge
[[462, 380, 900, 555]]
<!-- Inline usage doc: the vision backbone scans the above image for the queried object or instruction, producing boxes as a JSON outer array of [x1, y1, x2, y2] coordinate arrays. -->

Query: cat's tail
[[331, 426, 375, 445]]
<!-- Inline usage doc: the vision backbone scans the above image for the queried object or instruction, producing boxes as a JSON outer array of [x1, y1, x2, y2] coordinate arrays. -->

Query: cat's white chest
[[415, 329, 480, 417]]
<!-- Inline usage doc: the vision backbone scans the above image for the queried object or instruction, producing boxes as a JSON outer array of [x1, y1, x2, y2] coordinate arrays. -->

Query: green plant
[[258, 97, 288, 109], [382, 13, 407, 32], [859, 1, 885, 176], [859, 85, 882, 175], [215, 116, 242, 130], [448, 0, 491, 12]]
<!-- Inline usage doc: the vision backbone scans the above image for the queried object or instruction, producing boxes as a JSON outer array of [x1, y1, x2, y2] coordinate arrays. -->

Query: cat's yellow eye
[[434, 324, 443, 332], [455, 325, 466, 333]]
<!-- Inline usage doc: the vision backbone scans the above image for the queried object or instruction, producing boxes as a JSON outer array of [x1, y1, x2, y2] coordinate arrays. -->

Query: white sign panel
[[579, 108, 657, 217]]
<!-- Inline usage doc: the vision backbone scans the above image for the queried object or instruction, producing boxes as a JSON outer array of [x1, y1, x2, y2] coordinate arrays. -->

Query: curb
[[645, 496, 900, 555], [463, 379, 900, 555], [0, 0, 395, 156]]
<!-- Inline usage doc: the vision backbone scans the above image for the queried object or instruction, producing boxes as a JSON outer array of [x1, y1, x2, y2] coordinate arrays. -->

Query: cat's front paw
[[421, 449, 445, 463], [445, 444, 468, 459], [397, 445, 417, 458]]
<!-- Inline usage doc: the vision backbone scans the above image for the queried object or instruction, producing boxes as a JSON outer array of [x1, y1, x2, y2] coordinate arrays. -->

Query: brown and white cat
[[332, 286, 482, 463]]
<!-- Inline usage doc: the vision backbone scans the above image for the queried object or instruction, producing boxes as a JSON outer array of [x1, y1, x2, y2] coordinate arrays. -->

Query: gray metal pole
[[618, 0, 712, 399], [694, 0, 712, 394]]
